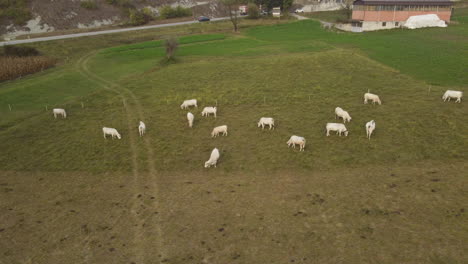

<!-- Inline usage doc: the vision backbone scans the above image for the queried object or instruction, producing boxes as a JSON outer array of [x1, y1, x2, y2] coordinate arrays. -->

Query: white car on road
[[295, 8, 305, 13]]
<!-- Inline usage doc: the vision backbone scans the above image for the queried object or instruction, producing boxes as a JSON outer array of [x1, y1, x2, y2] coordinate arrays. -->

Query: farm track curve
[[76, 51, 166, 263]]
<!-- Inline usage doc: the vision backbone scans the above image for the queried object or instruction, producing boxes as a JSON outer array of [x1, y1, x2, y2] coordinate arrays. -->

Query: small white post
[[8, 104, 12, 111], [428, 85, 431, 94], [215, 99, 218, 106], [81, 102, 84, 108], [45, 105, 48, 111]]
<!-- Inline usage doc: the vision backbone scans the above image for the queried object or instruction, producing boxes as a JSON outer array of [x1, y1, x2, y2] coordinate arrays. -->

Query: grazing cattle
[[442, 90, 463, 103], [364, 92, 382, 105], [287, 135, 306, 151], [53, 108, 67, 119], [205, 148, 220, 168], [335, 107, 352, 123], [102, 127, 121, 139], [326, 123, 349, 137], [211, 125, 228, 137], [258, 117, 275, 130], [365, 120, 376, 139], [180, 99, 198, 109], [201, 107, 217, 118], [187, 112, 194, 128], [138, 121, 146, 137]]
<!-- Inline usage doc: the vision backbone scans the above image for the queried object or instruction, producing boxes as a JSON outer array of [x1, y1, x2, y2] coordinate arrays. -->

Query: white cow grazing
[[442, 90, 463, 103], [326, 123, 349, 137], [211, 125, 228, 137], [201, 107, 217, 118], [287, 135, 306, 151], [180, 99, 198, 109], [138, 121, 146, 137], [205, 148, 220, 168], [335, 107, 352, 123], [187, 112, 194, 128], [364, 92, 382, 105], [365, 120, 376, 139], [258, 117, 275, 130], [53, 108, 67, 119], [102, 127, 121, 139]]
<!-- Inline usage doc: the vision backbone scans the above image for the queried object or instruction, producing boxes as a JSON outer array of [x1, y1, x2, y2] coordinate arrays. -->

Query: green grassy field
[[0, 10, 467, 264]]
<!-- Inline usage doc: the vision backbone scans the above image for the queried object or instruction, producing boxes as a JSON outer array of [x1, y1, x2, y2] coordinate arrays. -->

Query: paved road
[[0, 17, 231, 46]]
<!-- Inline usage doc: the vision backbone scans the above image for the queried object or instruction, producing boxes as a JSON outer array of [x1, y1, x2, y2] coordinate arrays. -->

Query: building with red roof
[[351, 0, 453, 31]]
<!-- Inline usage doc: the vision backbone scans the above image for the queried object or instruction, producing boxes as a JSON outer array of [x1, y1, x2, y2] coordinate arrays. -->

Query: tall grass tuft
[[0, 56, 57, 82]]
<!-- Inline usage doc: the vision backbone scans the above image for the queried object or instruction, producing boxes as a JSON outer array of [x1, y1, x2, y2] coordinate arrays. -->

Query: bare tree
[[165, 36, 178, 60], [221, 0, 243, 32]]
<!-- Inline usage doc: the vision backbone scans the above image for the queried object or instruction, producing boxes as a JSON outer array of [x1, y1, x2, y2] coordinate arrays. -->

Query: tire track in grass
[[77, 52, 143, 263], [77, 51, 166, 263]]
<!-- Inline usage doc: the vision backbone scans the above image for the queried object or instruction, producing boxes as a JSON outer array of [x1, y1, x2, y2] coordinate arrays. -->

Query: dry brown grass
[[0, 56, 56, 82], [0, 161, 466, 263]]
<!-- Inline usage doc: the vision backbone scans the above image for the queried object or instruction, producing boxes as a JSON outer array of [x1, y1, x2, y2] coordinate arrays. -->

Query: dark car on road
[[198, 16, 210, 22]]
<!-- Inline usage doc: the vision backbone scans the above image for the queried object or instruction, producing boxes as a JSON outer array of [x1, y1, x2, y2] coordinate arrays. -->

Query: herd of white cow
[[51, 89, 463, 168]]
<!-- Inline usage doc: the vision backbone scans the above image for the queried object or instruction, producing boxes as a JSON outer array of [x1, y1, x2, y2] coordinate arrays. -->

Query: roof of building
[[353, 0, 453, 5]]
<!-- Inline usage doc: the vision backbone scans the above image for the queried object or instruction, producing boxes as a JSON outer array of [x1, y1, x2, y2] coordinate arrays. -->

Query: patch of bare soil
[[1, 160, 467, 263]]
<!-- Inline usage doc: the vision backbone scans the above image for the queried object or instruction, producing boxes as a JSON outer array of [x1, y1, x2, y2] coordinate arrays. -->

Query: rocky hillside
[[294, 0, 346, 12], [1, 0, 223, 40], [1, 0, 348, 40]]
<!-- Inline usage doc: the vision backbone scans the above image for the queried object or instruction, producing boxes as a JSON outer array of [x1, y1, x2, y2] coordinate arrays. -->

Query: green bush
[[3, 45, 40, 57], [80, 0, 98, 10], [142, 7, 156, 18], [129, 9, 151, 26], [247, 3, 260, 19], [159, 6, 172, 19], [159, 5, 192, 19]]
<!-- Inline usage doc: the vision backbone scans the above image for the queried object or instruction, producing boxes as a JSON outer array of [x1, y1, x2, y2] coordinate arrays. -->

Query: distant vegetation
[[3, 45, 40, 57], [159, 5, 192, 19], [105, 0, 134, 8], [0, 0, 32, 25], [80, 0, 98, 10], [128, 9, 153, 26], [247, 3, 260, 19], [104, 1, 191, 26]]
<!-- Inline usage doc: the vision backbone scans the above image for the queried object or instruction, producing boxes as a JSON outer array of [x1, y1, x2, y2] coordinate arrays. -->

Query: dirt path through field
[[77, 51, 165, 263]]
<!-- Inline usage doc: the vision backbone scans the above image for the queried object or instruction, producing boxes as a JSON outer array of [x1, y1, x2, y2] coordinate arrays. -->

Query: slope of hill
[[0, 0, 223, 40]]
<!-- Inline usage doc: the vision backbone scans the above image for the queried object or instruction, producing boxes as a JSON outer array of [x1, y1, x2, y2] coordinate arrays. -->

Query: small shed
[[272, 7, 281, 17]]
